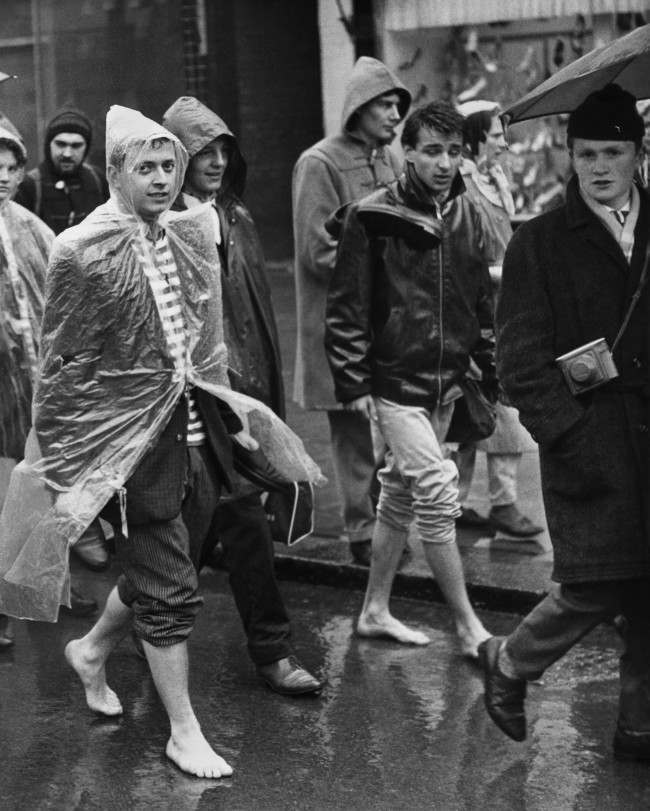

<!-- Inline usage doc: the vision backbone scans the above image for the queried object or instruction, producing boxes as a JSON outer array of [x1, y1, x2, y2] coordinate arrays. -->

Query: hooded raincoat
[[163, 96, 284, 417], [0, 123, 54, 459], [292, 57, 411, 409], [0, 106, 321, 622]]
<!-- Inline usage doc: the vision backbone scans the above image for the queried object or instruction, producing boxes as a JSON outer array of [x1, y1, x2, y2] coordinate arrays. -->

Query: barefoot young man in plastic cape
[[0, 106, 321, 779]]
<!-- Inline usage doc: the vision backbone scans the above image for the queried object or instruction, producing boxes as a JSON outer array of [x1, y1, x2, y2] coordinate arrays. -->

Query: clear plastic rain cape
[[0, 106, 322, 621]]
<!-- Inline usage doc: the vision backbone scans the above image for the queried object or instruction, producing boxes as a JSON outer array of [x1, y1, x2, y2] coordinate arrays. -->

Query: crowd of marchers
[[0, 54, 648, 779]]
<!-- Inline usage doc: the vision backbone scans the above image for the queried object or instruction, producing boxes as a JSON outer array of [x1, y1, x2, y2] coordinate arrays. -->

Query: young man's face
[[571, 138, 641, 209], [354, 92, 402, 146], [404, 126, 463, 197], [185, 136, 230, 198], [49, 132, 87, 175], [0, 147, 23, 202], [120, 140, 178, 221]]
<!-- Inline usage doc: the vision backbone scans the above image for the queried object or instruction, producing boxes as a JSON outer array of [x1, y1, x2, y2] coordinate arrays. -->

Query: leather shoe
[[257, 656, 324, 696], [62, 586, 98, 618], [0, 614, 14, 650], [489, 504, 544, 537], [614, 726, 650, 761], [479, 636, 527, 742], [350, 539, 372, 566]]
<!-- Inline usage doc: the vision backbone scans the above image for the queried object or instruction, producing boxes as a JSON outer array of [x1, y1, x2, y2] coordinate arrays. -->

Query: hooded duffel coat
[[497, 176, 650, 583]]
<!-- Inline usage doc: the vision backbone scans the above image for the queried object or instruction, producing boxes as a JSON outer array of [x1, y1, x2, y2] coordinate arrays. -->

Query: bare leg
[[65, 586, 132, 715], [142, 639, 233, 779], [422, 542, 489, 658], [357, 521, 430, 645]]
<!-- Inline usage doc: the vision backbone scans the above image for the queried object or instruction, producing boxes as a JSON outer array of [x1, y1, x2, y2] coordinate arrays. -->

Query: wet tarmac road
[[1, 569, 649, 810]]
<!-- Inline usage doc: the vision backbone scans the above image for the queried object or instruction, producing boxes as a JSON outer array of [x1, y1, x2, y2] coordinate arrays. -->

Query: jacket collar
[[398, 162, 466, 215]]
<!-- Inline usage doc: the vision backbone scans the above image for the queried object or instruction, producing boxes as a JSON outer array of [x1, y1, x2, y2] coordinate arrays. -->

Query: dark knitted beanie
[[46, 108, 92, 149], [567, 83, 644, 142]]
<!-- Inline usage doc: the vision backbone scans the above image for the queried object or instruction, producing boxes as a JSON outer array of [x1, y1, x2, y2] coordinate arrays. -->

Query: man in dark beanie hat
[[15, 107, 108, 235], [479, 82, 650, 762]]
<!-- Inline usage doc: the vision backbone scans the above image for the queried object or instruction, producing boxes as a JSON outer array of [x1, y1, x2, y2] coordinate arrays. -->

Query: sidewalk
[[269, 266, 553, 615]]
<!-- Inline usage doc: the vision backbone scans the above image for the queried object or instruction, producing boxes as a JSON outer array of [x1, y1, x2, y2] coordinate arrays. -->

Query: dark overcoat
[[497, 176, 650, 583]]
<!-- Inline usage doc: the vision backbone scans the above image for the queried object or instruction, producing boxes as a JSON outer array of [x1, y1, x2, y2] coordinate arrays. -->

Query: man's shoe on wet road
[[62, 586, 98, 618], [488, 504, 544, 537], [257, 656, 324, 696], [479, 636, 527, 742], [614, 726, 650, 761]]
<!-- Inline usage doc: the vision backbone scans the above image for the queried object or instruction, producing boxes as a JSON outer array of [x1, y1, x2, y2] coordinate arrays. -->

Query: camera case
[[556, 337, 619, 394]]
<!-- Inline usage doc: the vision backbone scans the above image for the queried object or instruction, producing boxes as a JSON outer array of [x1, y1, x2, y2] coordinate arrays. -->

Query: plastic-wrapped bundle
[[0, 106, 323, 621]]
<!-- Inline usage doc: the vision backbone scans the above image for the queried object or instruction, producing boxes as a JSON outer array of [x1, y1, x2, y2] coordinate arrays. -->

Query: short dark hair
[[462, 110, 494, 159], [401, 101, 464, 149], [0, 137, 26, 167]]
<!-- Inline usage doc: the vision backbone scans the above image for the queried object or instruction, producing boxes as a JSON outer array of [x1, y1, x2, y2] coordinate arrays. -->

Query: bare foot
[[65, 639, 123, 716], [357, 611, 430, 645], [457, 624, 491, 659], [166, 731, 233, 779]]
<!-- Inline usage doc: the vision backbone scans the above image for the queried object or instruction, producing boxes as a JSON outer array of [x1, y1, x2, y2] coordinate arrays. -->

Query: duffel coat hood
[[341, 56, 410, 132]]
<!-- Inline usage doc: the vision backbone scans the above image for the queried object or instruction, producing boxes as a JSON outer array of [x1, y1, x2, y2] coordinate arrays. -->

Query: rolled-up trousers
[[116, 445, 220, 647]]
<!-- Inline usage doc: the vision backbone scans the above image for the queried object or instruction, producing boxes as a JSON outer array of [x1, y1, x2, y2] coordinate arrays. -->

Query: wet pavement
[[2, 568, 649, 810], [270, 267, 553, 612]]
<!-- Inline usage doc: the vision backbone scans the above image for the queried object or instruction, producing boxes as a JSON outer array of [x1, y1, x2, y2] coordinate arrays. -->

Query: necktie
[[612, 209, 628, 226]]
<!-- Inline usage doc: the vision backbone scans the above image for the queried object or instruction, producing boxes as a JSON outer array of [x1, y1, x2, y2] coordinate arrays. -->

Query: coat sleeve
[[324, 205, 373, 403], [496, 221, 585, 446], [292, 153, 341, 285]]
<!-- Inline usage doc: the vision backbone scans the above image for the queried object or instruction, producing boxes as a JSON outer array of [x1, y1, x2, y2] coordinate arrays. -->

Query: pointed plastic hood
[[105, 105, 188, 218]]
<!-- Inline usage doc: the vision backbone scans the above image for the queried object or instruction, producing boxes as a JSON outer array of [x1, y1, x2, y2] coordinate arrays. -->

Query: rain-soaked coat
[[0, 106, 321, 622], [0, 193, 54, 457], [292, 57, 411, 409]]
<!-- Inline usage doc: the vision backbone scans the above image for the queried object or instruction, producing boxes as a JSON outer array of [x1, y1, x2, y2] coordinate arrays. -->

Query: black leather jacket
[[325, 167, 496, 408]]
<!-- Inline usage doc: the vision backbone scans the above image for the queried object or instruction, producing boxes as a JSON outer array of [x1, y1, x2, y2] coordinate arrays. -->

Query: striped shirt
[[134, 229, 206, 446]]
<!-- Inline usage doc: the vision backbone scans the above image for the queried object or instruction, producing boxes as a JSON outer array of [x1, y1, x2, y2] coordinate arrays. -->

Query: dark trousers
[[506, 579, 650, 732], [117, 445, 221, 647], [203, 493, 292, 666]]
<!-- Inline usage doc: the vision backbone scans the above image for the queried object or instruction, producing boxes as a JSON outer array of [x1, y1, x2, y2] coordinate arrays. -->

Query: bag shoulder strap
[[611, 239, 650, 354]]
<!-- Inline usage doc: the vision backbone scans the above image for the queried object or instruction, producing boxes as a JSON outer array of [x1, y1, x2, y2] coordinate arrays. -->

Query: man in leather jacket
[[325, 101, 495, 656]]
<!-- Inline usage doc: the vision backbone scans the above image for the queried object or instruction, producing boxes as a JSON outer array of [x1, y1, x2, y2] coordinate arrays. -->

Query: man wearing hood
[[0, 115, 54, 650], [162, 95, 322, 696], [15, 108, 109, 234], [293, 57, 411, 566], [325, 101, 493, 655]]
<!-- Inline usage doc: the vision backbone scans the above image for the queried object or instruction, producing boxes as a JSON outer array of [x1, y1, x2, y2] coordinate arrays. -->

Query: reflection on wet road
[[1, 570, 648, 810]]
